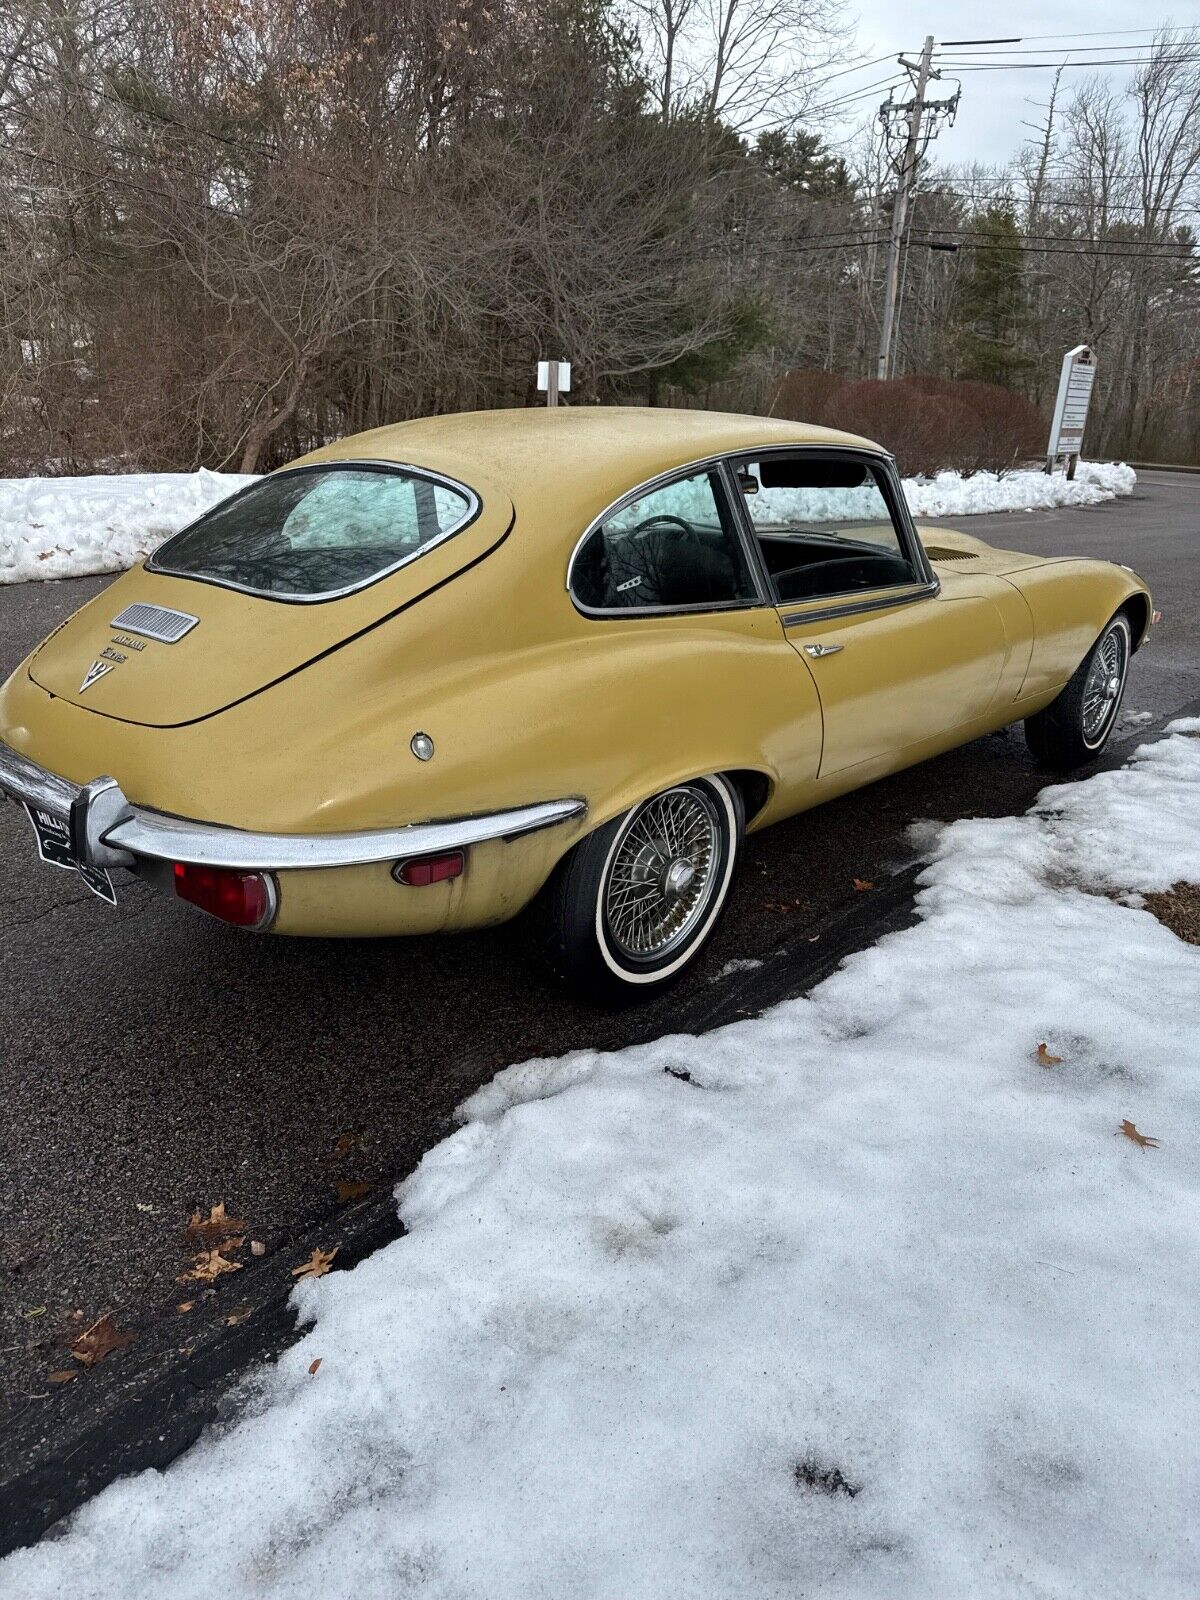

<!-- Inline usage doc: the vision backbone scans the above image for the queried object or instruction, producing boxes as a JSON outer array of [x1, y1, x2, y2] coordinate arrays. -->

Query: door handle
[[802, 642, 844, 658]]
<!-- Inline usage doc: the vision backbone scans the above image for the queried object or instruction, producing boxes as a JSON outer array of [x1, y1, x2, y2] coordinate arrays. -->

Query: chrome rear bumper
[[0, 739, 586, 872]]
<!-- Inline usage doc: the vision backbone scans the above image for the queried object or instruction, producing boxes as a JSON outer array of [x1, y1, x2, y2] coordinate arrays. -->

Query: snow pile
[[0, 471, 255, 584], [0, 459, 1137, 586], [6, 725, 1200, 1600], [905, 460, 1137, 519]]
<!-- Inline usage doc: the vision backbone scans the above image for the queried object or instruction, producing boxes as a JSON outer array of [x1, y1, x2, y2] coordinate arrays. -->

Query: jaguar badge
[[80, 659, 115, 693]]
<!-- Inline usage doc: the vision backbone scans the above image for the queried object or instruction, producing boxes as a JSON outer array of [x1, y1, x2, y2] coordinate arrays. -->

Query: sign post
[[1046, 345, 1096, 479], [536, 360, 571, 408]]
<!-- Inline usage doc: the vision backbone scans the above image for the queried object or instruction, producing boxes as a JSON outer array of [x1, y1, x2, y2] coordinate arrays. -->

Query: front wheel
[[536, 774, 743, 1003], [1024, 612, 1132, 771]]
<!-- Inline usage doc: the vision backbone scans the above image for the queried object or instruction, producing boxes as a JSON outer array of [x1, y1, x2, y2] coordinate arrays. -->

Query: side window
[[736, 455, 920, 606], [571, 469, 757, 613]]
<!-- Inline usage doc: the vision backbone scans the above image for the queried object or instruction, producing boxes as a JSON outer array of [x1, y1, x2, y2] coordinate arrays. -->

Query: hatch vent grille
[[110, 602, 199, 643], [923, 547, 979, 562]]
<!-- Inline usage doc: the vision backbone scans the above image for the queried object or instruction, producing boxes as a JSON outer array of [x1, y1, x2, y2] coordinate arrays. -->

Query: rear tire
[[1024, 612, 1132, 771], [536, 774, 743, 1004]]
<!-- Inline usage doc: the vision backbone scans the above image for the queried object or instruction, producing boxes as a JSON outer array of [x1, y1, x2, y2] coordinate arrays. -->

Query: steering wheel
[[631, 514, 696, 543]]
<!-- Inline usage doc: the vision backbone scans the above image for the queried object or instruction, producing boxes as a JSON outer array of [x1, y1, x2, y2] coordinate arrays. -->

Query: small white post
[[537, 360, 571, 408]]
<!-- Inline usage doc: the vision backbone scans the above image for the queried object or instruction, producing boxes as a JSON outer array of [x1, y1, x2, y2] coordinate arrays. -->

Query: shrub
[[769, 368, 1048, 477]]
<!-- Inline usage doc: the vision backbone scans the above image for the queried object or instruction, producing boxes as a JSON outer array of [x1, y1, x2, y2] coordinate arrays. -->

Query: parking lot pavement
[[1, 469, 1198, 1536]]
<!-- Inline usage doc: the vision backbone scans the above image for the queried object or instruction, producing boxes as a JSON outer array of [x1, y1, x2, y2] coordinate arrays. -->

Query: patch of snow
[[0, 459, 1137, 586], [0, 471, 255, 584], [714, 956, 764, 979], [904, 461, 1136, 519], [5, 728, 1199, 1599]]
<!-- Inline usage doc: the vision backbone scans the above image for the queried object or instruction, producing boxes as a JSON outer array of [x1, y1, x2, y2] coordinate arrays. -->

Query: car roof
[[298, 407, 885, 507]]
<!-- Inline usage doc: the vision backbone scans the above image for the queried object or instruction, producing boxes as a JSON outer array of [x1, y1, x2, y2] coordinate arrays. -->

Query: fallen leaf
[[176, 1300, 195, 1314], [1034, 1042, 1063, 1067], [185, 1201, 246, 1244], [224, 1305, 251, 1327], [331, 1132, 361, 1161], [334, 1180, 370, 1204], [250, 1240, 266, 1257], [308, 1358, 322, 1375], [70, 1314, 134, 1367], [852, 878, 874, 892], [178, 1248, 243, 1284], [292, 1247, 338, 1281], [48, 1370, 77, 1384], [23, 1306, 46, 1319], [1118, 1119, 1160, 1150]]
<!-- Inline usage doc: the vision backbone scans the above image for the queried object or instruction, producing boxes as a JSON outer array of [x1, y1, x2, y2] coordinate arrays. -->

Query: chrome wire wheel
[[603, 784, 722, 963], [1081, 621, 1129, 746]]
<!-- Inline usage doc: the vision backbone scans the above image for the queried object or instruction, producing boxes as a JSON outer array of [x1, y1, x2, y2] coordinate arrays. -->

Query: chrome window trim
[[565, 453, 773, 619], [721, 444, 938, 607], [780, 581, 941, 628], [146, 459, 483, 606], [564, 443, 914, 622], [0, 740, 585, 873]]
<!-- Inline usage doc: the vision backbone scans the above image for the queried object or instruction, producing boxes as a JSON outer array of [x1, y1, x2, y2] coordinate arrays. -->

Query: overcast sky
[[829, 4, 1179, 169]]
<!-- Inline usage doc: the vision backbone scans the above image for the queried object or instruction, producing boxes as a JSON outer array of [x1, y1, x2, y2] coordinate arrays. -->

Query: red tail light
[[173, 862, 275, 928], [393, 850, 464, 887]]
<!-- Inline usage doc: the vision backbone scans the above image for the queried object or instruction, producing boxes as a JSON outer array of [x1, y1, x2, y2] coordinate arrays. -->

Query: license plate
[[24, 802, 116, 906]]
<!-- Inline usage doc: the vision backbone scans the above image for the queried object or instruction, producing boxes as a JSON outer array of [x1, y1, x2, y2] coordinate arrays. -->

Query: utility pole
[[875, 37, 958, 380]]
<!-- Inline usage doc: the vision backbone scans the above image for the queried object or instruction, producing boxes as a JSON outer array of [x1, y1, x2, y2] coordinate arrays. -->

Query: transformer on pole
[[875, 39, 960, 381]]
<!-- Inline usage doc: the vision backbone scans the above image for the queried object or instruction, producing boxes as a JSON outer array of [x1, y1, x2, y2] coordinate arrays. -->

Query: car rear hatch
[[28, 475, 514, 728]]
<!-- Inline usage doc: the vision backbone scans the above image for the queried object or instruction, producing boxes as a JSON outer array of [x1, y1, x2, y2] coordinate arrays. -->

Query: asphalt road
[[2, 469, 1198, 1519]]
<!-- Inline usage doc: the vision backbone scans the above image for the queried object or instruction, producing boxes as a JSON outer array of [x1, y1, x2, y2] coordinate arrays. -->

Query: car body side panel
[[779, 571, 1025, 778], [1002, 559, 1150, 700]]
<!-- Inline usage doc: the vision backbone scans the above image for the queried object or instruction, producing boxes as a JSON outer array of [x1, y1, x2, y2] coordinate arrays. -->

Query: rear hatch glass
[[148, 463, 478, 600]]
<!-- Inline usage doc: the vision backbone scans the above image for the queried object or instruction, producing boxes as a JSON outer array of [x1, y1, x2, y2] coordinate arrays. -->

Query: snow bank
[[0, 471, 255, 584], [905, 460, 1137, 519], [0, 460, 1137, 586], [5, 724, 1199, 1600]]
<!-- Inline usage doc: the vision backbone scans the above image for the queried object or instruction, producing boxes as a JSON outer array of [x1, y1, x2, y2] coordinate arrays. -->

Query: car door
[[728, 449, 1011, 778]]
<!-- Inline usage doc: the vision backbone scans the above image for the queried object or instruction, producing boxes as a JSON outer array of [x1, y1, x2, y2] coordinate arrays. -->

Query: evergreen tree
[[752, 129, 855, 201], [956, 206, 1030, 387]]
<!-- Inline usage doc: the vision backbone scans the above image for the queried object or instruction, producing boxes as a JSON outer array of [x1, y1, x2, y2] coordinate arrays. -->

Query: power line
[[938, 55, 1200, 71], [937, 39, 1198, 56]]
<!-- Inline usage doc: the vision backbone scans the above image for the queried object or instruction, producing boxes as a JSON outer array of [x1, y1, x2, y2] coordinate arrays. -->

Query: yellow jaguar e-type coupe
[[0, 408, 1151, 998]]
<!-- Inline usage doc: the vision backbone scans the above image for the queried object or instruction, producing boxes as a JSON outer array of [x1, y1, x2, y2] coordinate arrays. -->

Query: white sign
[[1047, 345, 1096, 464], [536, 360, 571, 394]]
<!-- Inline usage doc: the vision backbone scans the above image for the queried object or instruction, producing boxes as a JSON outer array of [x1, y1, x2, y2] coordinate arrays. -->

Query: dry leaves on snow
[[308, 1358, 322, 1376], [292, 1247, 338, 1281], [70, 1314, 134, 1367], [1118, 1119, 1161, 1150], [1034, 1042, 1063, 1067]]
